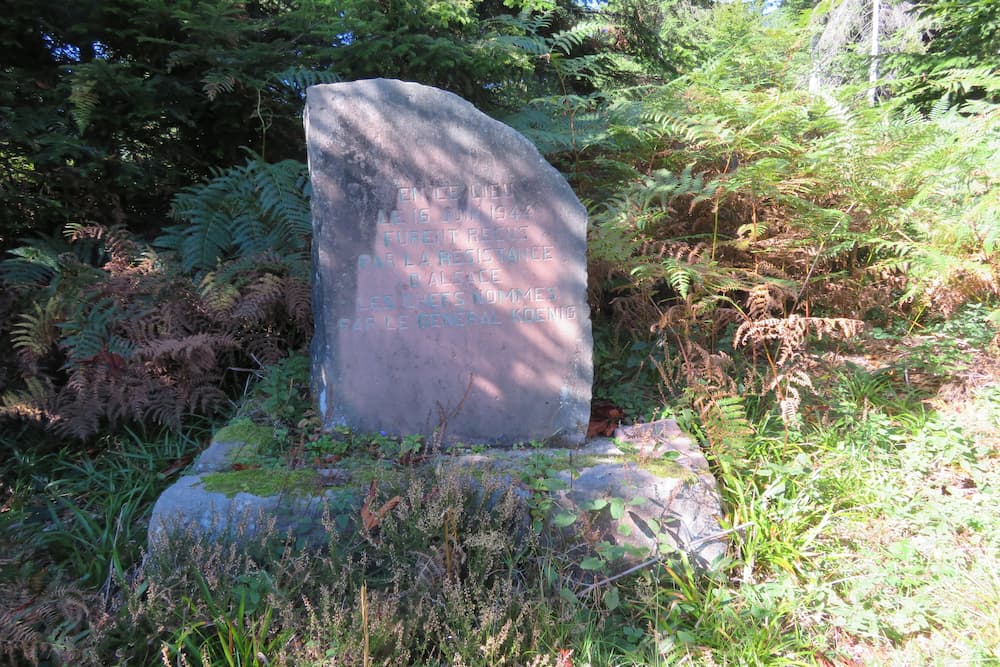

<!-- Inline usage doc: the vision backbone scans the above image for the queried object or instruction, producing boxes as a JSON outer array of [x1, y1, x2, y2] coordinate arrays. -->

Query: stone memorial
[[305, 79, 592, 446], [147, 84, 726, 571]]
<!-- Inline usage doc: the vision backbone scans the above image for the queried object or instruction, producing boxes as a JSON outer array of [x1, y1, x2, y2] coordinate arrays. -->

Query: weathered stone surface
[[613, 419, 712, 474], [191, 439, 258, 474], [554, 462, 725, 568], [149, 438, 363, 550], [148, 474, 356, 550], [149, 419, 726, 569], [441, 426, 726, 567], [304, 79, 592, 447]]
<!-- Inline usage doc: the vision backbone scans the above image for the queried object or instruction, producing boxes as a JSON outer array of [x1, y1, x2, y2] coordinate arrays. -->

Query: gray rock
[[190, 439, 258, 474], [554, 462, 726, 568], [305, 79, 592, 447], [149, 419, 726, 570], [148, 474, 359, 550]]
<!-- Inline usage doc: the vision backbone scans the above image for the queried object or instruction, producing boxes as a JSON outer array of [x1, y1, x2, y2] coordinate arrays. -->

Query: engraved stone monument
[[305, 79, 592, 446]]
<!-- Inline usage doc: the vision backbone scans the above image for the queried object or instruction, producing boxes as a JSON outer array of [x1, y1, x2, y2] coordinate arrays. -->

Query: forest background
[[1, 0, 999, 664]]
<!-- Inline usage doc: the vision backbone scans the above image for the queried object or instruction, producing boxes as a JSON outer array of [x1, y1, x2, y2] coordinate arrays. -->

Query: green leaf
[[658, 541, 678, 555], [553, 511, 578, 527], [609, 497, 626, 520], [603, 585, 621, 610], [675, 630, 698, 644], [578, 498, 609, 511], [580, 556, 606, 571], [537, 477, 569, 492]]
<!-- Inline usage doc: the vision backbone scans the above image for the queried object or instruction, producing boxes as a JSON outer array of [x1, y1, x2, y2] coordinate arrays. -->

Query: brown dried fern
[[735, 315, 863, 425], [735, 316, 863, 366], [3, 223, 314, 439], [0, 579, 101, 665]]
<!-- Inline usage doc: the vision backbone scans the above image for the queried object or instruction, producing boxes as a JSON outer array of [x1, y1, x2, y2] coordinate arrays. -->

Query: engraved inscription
[[343, 181, 578, 332]]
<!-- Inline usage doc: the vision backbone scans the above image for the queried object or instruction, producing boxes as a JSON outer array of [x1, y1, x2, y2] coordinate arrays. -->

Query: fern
[[630, 256, 699, 300], [2, 219, 312, 440], [268, 66, 340, 93], [688, 389, 753, 460], [0, 376, 54, 423], [202, 71, 236, 101], [11, 299, 63, 359], [0, 578, 98, 665], [58, 297, 123, 368], [159, 156, 311, 276], [68, 76, 99, 134], [633, 166, 712, 220], [0, 234, 72, 288]]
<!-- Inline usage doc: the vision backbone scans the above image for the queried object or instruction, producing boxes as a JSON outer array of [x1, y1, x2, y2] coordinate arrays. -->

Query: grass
[[2, 317, 1000, 665]]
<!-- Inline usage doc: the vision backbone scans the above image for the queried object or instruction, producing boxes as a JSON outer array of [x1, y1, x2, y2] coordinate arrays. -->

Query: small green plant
[[305, 434, 349, 460], [399, 434, 424, 458], [249, 353, 312, 423]]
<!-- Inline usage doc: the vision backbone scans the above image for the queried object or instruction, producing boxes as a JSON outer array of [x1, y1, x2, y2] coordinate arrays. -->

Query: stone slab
[[149, 419, 726, 569], [555, 461, 726, 568], [147, 474, 358, 550], [304, 79, 592, 447]]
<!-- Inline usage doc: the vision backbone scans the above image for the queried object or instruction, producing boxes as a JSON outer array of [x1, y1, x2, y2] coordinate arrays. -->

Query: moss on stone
[[214, 419, 274, 449], [198, 454, 413, 498], [211, 419, 278, 465], [509, 451, 694, 480], [633, 456, 695, 480], [200, 468, 322, 497]]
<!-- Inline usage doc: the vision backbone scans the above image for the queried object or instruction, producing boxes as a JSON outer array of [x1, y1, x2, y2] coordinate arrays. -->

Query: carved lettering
[[345, 181, 576, 332]]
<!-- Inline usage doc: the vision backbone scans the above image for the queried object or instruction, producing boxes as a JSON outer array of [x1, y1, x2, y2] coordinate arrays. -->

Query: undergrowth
[[4, 306, 1000, 666], [3, 1, 1000, 665]]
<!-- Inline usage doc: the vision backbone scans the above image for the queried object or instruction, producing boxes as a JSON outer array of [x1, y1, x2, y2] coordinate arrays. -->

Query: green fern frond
[[635, 165, 712, 212], [0, 235, 71, 288], [252, 158, 312, 239], [57, 297, 122, 367], [495, 34, 550, 57], [159, 157, 310, 275], [270, 66, 340, 93], [11, 299, 63, 357], [691, 390, 753, 458], [68, 77, 99, 134]]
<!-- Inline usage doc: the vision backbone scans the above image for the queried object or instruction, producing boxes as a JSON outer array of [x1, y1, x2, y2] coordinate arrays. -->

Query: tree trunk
[[868, 0, 881, 106]]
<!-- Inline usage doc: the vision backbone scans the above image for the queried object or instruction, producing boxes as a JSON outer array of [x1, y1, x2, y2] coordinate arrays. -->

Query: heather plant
[[119, 464, 552, 666]]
